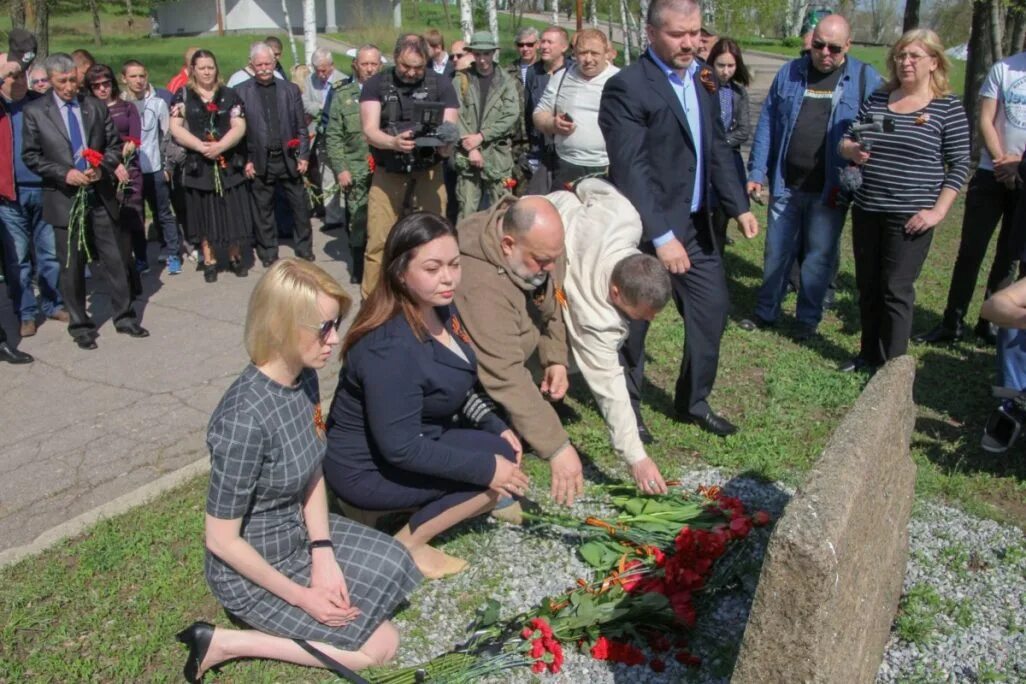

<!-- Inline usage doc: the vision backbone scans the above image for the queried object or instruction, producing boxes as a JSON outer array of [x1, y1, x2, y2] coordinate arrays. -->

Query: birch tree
[[487, 0, 500, 44], [459, 0, 474, 42], [303, 0, 316, 66], [280, 0, 300, 67], [89, 0, 102, 45], [785, 0, 810, 36], [552, 0, 559, 25], [619, 0, 631, 64]]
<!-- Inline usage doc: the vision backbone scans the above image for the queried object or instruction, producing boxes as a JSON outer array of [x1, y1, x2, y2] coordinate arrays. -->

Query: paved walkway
[[0, 40, 787, 566]]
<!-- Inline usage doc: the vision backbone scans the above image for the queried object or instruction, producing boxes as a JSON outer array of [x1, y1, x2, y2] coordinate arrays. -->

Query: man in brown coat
[[455, 195, 585, 505]]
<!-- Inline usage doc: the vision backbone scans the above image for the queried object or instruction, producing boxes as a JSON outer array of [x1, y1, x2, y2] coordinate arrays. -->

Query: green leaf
[[475, 598, 500, 628]]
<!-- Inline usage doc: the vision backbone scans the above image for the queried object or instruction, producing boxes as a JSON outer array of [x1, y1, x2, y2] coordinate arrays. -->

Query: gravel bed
[[387, 468, 1026, 682]]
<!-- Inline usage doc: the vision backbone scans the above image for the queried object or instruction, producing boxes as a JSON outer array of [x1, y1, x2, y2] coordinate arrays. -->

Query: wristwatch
[[309, 539, 334, 551]]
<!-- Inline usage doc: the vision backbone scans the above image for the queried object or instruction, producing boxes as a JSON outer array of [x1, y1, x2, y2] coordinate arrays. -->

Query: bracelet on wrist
[[309, 539, 334, 551]]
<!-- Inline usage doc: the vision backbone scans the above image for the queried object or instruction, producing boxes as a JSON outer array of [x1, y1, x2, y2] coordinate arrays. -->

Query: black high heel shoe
[[176, 621, 215, 683]]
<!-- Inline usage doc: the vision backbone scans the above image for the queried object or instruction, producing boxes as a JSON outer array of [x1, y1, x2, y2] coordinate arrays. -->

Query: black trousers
[[53, 206, 137, 340], [251, 151, 313, 262], [942, 169, 1023, 327], [852, 207, 934, 365], [620, 223, 728, 419]]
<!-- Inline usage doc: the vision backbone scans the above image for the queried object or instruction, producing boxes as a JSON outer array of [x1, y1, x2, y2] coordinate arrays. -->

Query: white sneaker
[[187, 249, 199, 263]]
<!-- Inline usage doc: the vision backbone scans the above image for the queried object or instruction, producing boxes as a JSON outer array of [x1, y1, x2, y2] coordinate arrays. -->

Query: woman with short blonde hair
[[884, 29, 952, 98], [176, 258, 421, 681]]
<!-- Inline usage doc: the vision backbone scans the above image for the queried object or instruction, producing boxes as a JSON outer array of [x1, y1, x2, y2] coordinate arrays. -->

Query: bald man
[[454, 196, 586, 507], [743, 14, 882, 341]]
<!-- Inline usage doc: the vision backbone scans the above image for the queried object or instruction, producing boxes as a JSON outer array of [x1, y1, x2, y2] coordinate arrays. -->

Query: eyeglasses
[[894, 51, 930, 64], [30, 77, 48, 85], [303, 314, 344, 343], [451, 52, 464, 59], [516, 42, 537, 48], [90, 80, 113, 89], [811, 39, 844, 55]]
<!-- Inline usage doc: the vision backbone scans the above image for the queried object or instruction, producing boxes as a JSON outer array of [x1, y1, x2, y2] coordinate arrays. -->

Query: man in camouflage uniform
[[325, 45, 382, 284], [454, 32, 521, 219]]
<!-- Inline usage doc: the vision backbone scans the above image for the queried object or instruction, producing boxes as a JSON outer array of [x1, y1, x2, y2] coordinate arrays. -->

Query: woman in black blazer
[[324, 212, 528, 580]]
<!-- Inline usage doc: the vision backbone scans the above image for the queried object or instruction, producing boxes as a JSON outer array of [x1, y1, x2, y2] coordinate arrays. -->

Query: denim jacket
[[747, 54, 882, 203]]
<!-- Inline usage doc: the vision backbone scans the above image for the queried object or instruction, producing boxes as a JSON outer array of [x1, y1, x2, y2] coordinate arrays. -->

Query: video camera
[[387, 102, 460, 173], [982, 387, 1026, 454]]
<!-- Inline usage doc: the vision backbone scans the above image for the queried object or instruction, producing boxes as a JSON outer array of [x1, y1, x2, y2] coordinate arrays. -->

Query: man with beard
[[359, 33, 459, 297], [599, 0, 758, 437], [454, 196, 586, 507]]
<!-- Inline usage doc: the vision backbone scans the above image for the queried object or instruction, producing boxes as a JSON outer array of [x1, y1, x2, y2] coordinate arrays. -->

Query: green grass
[[740, 39, 967, 96]]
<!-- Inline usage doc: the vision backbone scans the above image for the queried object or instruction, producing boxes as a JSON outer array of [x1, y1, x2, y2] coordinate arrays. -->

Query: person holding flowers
[[22, 53, 148, 350], [323, 212, 528, 580], [85, 63, 146, 295], [169, 49, 250, 283]]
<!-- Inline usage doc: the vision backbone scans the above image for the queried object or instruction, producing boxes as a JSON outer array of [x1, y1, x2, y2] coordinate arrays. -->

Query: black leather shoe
[[838, 357, 880, 373], [738, 316, 774, 332], [229, 259, 249, 278], [261, 257, 277, 268], [116, 323, 150, 338], [0, 341, 33, 363], [296, 252, 315, 262], [176, 621, 215, 683], [74, 335, 98, 350], [792, 324, 817, 341], [684, 410, 738, 437], [975, 318, 998, 346], [913, 319, 966, 345]]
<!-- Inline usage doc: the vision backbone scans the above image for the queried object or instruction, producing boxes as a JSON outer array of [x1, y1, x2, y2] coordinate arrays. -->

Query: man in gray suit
[[235, 42, 313, 265], [22, 53, 147, 350]]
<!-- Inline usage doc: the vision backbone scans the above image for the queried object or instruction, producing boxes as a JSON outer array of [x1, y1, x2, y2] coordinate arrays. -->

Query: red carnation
[[730, 515, 752, 538], [589, 636, 610, 660], [287, 137, 301, 149], [367, 153, 376, 173], [503, 177, 517, 189], [650, 658, 666, 672], [81, 148, 104, 168], [619, 559, 645, 593], [530, 639, 545, 659], [122, 135, 142, 146], [647, 634, 671, 652], [205, 102, 218, 113], [753, 510, 772, 526], [675, 651, 702, 667], [529, 617, 553, 638], [520, 627, 533, 640], [531, 661, 546, 674]]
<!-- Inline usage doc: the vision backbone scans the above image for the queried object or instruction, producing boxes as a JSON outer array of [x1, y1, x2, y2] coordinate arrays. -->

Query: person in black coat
[[323, 212, 528, 580], [598, 0, 758, 437], [22, 52, 148, 349], [235, 42, 314, 266]]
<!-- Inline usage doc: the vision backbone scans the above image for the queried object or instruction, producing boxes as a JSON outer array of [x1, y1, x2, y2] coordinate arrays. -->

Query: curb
[[0, 457, 211, 569]]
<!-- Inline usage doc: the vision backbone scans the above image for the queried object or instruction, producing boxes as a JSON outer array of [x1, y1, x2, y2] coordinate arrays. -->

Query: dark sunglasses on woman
[[306, 315, 344, 343]]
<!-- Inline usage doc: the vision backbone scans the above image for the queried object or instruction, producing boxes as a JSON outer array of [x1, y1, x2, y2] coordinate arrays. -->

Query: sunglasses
[[452, 52, 465, 58], [304, 314, 344, 343], [811, 39, 844, 55], [90, 80, 113, 89], [516, 42, 537, 48]]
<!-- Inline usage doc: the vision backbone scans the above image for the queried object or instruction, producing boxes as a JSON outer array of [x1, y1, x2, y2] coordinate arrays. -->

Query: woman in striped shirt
[[838, 28, 971, 373]]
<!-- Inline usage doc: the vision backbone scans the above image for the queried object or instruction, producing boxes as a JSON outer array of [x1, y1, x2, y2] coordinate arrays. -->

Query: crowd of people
[[0, 0, 1021, 678]]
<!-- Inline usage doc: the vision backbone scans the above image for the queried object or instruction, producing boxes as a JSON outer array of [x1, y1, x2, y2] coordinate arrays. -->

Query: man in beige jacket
[[548, 179, 672, 494], [455, 195, 585, 505]]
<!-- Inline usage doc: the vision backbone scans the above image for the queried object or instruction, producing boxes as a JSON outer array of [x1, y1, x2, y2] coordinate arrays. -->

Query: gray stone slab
[[732, 355, 918, 684]]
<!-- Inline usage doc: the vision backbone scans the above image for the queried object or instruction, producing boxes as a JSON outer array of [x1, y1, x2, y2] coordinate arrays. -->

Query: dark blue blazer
[[324, 306, 506, 488], [598, 51, 749, 245]]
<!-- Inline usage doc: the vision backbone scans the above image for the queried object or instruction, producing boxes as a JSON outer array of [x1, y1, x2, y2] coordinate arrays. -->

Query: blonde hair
[[886, 28, 952, 98], [291, 63, 311, 92], [245, 258, 352, 366]]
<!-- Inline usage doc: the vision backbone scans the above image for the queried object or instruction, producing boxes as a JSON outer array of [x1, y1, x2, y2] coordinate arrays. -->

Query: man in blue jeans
[[0, 51, 67, 338], [743, 15, 880, 340]]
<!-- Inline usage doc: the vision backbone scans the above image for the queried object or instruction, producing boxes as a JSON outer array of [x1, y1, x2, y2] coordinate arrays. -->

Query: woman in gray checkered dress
[[175, 259, 422, 682]]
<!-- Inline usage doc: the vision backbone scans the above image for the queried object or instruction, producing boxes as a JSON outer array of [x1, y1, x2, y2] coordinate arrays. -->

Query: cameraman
[[359, 33, 459, 297]]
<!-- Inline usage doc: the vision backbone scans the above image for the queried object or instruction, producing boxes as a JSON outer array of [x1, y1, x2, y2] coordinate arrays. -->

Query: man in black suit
[[235, 42, 313, 266], [22, 53, 148, 350], [599, 0, 758, 437]]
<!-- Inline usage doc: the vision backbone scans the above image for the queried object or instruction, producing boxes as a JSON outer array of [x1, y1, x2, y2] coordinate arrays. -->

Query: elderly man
[[549, 179, 672, 493], [533, 29, 618, 189], [600, 0, 758, 437], [453, 31, 520, 218], [23, 53, 148, 349], [325, 44, 382, 284], [523, 26, 571, 194], [235, 42, 313, 265], [455, 195, 586, 506], [360, 33, 459, 296], [303, 47, 346, 229], [743, 14, 880, 341], [508, 26, 539, 85]]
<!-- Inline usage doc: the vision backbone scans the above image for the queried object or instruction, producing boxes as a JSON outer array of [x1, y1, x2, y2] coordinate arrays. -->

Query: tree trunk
[[1011, 6, 1026, 54], [991, 0, 1005, 63], [459, 0, 474, 42], [303, 0, 316, 66], [441, 0, 452, 29], [280, 0, 299, 68], [638, 0, 650, 50], [902, 0, 920, 31], [34, 0, 48, 60], [393, 0, 401, 28], [89, 0, 102, 45], [786, 0, 810, 36], [967, 0, 997, 161], [487, 0, 499, 44], [619, 0, 631, 64], [125, 0, 133, 28], [10, 0, 25, 30], [588, 0, 596, 26], [552, 0, 559, 25]]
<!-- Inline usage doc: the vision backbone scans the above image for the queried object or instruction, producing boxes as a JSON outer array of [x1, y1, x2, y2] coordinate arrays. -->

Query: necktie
[[66, 101, 86, 171]]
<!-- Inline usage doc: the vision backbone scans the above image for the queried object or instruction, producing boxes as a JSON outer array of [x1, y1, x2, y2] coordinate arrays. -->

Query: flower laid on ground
[[117, 135, 142, 201], [366, 483, 773, 681], [66, 148, 104, 266]]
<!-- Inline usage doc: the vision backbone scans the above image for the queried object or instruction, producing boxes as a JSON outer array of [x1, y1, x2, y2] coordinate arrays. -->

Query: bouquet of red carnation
[[66, 148, 105, 265], [367, 153, 376, 174], [503, 177, 517, 190], [286, 137, 301, 155], [204, 101, 227, 196], [117, 135, 142, 202]]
